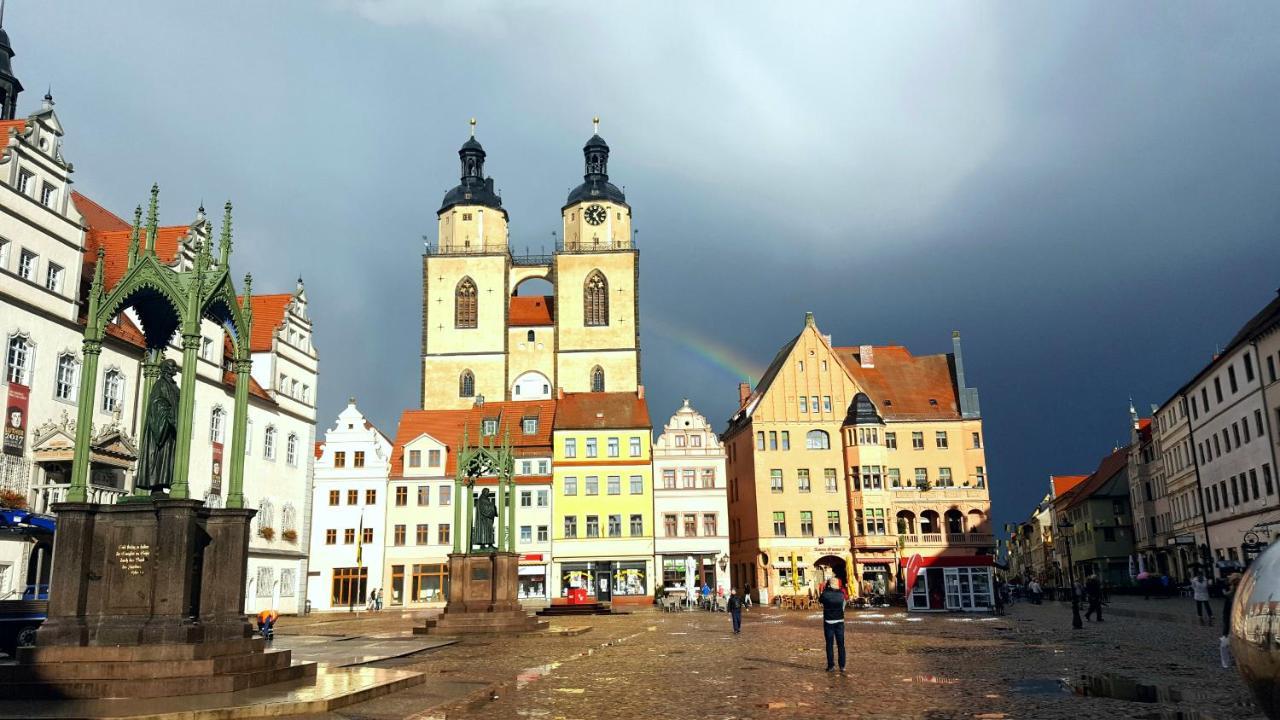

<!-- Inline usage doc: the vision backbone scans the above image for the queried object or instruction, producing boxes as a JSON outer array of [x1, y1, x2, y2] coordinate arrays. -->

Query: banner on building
[[211, 442, 224, 495], [903, 553, 924, 593], [3, 383, 30, 457]]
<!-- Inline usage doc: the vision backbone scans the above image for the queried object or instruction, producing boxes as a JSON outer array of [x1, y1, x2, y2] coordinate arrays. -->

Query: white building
[[652, 399, 729, 595], [387, 402, 556, 609], [0, 21, 318, 613], [1184, 291, 1280, 572], [308, 399, 391, 612]]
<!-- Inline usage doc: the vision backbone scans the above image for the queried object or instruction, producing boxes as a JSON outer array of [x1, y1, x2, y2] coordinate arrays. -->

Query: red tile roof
[[71, 191, 131, 232], [314, 442, 325, 460], [84, 225, 191, 290], [1058, 447, 1130, 512], [554, 392, 650, 430], [510, 295, 554, 326], [1050, 475, 1087, 499], [834, 346, 959, 420], [390, 401, 557, 478], [236, 294, 294, 352], [0, 119, 26, 142]]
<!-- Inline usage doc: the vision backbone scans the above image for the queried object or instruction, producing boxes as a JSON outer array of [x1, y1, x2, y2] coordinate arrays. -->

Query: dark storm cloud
[[15, 1, 1280, 531]]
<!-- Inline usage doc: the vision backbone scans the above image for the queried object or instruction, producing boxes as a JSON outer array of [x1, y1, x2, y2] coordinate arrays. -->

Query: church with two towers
[[419, 121, 641, 410]]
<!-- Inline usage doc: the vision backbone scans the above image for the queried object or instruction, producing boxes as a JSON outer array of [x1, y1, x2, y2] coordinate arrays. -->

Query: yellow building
[[725, 313, 995, 611], [420, 120, 640, 410], [550, 390, 654, 606]]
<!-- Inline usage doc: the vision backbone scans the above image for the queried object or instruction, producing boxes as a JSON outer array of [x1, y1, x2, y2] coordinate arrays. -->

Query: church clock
[[584, 204, 607, 225]]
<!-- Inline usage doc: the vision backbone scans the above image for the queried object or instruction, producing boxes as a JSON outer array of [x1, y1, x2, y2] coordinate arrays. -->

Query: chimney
[[738, 382, 751, 404], [859, 345, 874, 368], [556, 386, 565, 400], [637, 384, 645, 400]]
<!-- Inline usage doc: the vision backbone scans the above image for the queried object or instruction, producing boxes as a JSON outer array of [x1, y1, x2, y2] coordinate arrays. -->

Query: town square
[[0, 2, 1279, 718]]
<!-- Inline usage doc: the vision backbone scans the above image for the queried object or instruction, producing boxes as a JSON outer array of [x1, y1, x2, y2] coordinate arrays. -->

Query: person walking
[[1191, 571, 1213, 625], [1027, 579, 1042, 605], [1221, 572, 1241, 668], [1084, 574, 1104, 622], [993, 576, 1006, 615], [818, 577, 847, 672], [743, 584, 753, 610], [727, 587, 744, 634]]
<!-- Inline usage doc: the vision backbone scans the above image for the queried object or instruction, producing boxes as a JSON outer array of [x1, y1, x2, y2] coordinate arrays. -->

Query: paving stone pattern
[[285, 599, 1261, 720]]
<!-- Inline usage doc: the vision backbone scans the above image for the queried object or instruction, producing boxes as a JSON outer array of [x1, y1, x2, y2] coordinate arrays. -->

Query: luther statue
[[135, 358, 179, 493], [472, 488, 497, 550]]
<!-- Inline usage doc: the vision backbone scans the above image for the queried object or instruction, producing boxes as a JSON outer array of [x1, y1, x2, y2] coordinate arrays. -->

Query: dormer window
[[16, 169, 33, 196], [482, 419, 498, 436], [40, 183, 56, 208], [522, 417, 538, 435]]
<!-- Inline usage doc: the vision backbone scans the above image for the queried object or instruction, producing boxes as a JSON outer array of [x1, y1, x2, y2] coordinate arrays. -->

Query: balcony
[[852, 535, 897, 549], [892, 486, 990, 503], [898, 532, 994, 547]]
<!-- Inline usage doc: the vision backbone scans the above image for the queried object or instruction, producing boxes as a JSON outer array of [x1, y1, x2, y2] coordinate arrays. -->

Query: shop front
[[557, 559, 650, 605], [519, 553, 548, 602], [903, 555, 994, 612], [658, 554, 721, 592]]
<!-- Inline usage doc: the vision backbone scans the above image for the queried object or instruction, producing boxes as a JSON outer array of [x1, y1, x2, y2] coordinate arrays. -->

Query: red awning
[[899, 555, 993, 568]]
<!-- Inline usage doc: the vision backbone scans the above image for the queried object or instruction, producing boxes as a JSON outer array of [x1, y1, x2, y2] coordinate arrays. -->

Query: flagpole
[[352, 508, 364, 615]]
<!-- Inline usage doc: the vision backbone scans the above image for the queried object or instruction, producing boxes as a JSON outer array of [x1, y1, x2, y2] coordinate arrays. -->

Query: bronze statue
[[472, 488, 497, 549], [135, 358, 179, 493]]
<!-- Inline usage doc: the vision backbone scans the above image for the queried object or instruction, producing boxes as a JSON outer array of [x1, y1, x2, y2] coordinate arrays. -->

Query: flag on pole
[[356, 509, 364, 566]]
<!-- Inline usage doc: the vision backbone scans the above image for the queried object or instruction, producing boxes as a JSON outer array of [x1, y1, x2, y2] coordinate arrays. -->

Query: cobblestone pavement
[[291, 600, 1262, 720]]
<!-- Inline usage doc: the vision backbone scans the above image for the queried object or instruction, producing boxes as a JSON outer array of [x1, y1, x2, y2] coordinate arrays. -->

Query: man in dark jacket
[[818, 578, 847, 672], [1084, 574, 1104, 622], [727, 587, 744, 634]]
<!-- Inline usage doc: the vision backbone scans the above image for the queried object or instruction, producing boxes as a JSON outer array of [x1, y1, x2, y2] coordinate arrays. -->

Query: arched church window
[[591, 366, 605, 393], [584, 271, 608, 327], [460, 370, 475, 398], [455, 277, 477, 328]]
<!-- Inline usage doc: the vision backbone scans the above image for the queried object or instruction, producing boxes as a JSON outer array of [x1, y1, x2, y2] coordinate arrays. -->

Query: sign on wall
[[3, 383, 29, 457], [211, 442, 223, 495]]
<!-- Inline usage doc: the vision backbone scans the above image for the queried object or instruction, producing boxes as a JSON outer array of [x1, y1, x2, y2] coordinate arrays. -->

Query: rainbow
[[646, 315, 761, 383]]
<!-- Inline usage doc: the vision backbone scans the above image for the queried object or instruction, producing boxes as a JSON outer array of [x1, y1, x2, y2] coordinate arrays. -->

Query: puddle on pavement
[[1010, 677, 1069, 695], [1069, 673, 1184, 704], [515, 661, 561, 690]]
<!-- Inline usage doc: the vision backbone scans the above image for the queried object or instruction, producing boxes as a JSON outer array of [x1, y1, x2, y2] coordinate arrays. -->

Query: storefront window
[[390, 565, 404, 606], [662, 558, 687, 589], [613, 562, 647, 596], [519, 566, 547, 599], [411, 563, 449, 602], [561, 563, 599, 598]]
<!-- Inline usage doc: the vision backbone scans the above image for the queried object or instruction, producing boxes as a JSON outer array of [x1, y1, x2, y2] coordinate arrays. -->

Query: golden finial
[[592, 116, 600, 134], [469, 117, 476, 137]]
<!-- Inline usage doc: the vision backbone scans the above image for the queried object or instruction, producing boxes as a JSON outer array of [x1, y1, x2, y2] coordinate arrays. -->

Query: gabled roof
[[1050, 474, 1088, 499], [390, 401, 557, 478], [509, 295, 553, 326], [236, 294, 294, 352], [554, 392, 649, 430], [834, 346, 959, 421], [71, 191, 130, 232], [1058, 446, 1130, 513]]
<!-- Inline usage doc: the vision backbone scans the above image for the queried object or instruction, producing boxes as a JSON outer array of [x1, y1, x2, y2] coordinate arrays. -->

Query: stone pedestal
[[0, 498, 316, 699], [417, 552, 547, 635]]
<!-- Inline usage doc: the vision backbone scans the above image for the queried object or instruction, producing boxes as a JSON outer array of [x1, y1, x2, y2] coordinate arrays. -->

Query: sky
[[11, 2, 1280, 535]]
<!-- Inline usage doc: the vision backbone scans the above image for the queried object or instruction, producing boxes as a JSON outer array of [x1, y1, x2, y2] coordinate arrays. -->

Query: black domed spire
[[0, 0, 24, 121], [565, 116, 627, 209], [439, 118, 505, 216], [843, 393, 884, 427]]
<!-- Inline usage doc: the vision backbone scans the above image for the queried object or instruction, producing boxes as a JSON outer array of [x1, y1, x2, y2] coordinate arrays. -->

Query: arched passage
[[511, 370, 551, 400], [814, 555, 848, 589]]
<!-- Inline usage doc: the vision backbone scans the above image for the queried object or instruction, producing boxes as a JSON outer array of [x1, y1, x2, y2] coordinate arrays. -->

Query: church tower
[[553, 119, 639, 394], [421, 121, 511, 409], [0, 3, 25, 120], [419, 119, 641, 410]]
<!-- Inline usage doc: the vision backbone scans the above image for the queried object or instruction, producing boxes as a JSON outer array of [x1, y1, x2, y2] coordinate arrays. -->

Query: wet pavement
[[285, 599, 1262, 719]]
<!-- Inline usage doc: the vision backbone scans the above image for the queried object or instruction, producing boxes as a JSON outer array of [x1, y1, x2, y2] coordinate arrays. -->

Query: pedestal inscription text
[[114, 543, 151, 576]]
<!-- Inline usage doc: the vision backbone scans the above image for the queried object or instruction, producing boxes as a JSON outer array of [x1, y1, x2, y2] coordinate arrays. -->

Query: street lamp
[[1058, 520, 1083, 630]]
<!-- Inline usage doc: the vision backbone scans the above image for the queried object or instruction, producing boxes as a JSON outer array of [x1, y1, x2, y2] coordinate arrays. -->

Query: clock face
[[584, 204, 607, 226]]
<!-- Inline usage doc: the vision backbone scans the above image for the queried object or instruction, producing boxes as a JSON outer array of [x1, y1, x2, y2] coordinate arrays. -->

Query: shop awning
[[899, 555, 993, 568], [518, 565, 545, 576]]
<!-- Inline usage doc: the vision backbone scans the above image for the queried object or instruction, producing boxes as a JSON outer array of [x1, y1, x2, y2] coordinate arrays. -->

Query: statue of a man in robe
[[472, 488, 497, 550], [135, 358, 180, 494]]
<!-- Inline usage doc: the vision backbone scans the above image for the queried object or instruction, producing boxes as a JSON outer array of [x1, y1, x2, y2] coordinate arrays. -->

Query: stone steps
[[1, 659, 317, 700], [0, 648, 294, 681]]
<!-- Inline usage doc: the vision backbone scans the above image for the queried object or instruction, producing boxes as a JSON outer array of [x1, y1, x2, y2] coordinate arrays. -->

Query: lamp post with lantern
[[1059, 520, 1083, 630]]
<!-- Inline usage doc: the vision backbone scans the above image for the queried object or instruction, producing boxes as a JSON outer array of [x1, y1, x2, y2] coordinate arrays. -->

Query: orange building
[[725, 313, 996, 611]]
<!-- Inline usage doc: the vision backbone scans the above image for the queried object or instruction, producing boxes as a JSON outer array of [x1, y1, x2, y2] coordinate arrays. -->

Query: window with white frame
[[200, 337, 212, 360], [44, 263, 63, 293], [5, 333, 32, 384], [0, 238, 9, 268], [286, 433, 298, 466], [102, 368, 124, 413], [40, 182, 56, 207], [244, 419, 253, 455], [264, 426, 277, 460], [16, 169, 33, 195], [210, 406, 226, 444], [54, 353, 77, 400], [17, 249, 36, 280]]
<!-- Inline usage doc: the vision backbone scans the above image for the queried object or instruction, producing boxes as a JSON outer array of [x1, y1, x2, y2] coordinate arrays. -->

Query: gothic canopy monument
[[3, 187, 315, 699]]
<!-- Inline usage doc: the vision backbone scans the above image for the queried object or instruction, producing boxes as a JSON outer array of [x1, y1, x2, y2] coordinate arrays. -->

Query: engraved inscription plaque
[[115, 544, 151, 576]]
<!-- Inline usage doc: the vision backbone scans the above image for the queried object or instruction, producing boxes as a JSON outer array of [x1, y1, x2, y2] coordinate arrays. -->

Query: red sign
[[211, 442, 224, 495], [3, 383, 29, 457], [903, 554, 923, 593], [520, 553, 544, 562]]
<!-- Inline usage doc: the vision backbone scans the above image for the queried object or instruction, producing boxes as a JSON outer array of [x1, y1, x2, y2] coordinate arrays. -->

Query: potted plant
[[917, 479, 932, 492], [282, 529, 298, 543], [258, 526, 275, 541], [0, 488, 28, 509]]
